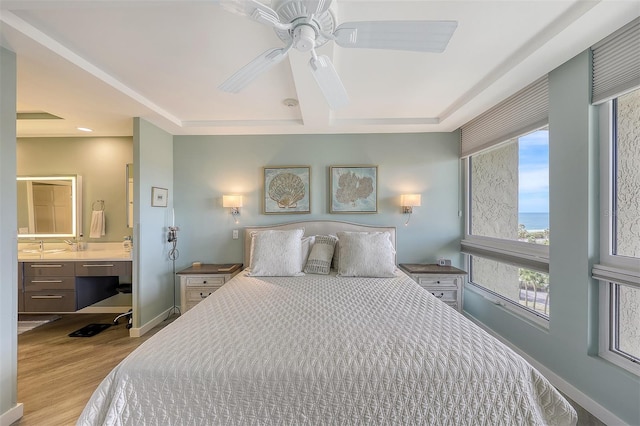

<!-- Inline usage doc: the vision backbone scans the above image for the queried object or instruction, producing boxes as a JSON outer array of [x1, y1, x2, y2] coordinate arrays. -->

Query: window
[[595, 88, 640, 375], [470, 256, 550, 318], [469, 129, 550, 245], [464, 127, 550, 324]]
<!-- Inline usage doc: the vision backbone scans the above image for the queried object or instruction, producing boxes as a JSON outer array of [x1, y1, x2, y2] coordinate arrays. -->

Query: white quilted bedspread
[[78, 271, 577, 425]]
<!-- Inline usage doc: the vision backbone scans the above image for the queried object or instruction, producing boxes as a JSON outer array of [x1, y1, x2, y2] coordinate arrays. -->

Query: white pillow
[[335, 231, 396, 277], [304, 235, 338, 275], [249, 229, 305, 276]]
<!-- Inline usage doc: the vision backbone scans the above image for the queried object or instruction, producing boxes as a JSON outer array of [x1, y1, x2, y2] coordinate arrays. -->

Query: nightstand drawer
[[184, 276, 225, 287], [185, 287, 219, 302], [426, 289, 457, 302], [417, 276, 460, 287]]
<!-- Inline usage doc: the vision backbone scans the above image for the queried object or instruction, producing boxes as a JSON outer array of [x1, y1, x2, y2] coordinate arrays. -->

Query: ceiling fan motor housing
[[274, 0, 335, 49]]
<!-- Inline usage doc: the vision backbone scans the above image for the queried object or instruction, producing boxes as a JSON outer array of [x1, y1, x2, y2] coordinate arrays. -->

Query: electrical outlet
[[232, 229, 239, 240]]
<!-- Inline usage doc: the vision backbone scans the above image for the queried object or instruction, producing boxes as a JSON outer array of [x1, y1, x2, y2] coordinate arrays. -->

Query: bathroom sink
[[21, 248, 67, 254]]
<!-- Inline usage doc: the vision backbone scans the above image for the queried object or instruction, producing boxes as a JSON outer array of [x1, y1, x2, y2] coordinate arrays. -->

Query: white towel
[[90, 210, 105, 238]]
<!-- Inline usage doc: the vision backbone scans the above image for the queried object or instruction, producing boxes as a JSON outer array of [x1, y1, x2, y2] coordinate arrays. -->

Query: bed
[[78, 221, 577, 425]]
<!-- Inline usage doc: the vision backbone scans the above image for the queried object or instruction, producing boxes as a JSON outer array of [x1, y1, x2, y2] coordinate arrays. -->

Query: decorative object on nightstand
[[177, 263, 242, 313], [399, 263, 467, 312]]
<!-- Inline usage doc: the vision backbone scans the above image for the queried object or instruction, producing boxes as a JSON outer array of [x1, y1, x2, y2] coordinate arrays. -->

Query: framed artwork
[[151, 187, 168, 207], [263, 166, 311, 214], [329, 165, 377, 213]]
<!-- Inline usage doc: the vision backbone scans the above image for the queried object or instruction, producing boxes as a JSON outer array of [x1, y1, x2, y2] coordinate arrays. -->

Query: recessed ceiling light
[[283, 98, 299, 107], [77, 127, 93, 132]]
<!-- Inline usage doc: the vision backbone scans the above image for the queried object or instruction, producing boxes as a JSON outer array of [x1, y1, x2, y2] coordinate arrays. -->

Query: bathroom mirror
[[126, 163, 133, 228], [17, 175, 82, 238]]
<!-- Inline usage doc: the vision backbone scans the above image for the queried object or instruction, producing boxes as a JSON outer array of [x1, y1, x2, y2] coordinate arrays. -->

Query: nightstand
[[177, 263, 242, 313], [399, 263, 467, 312]]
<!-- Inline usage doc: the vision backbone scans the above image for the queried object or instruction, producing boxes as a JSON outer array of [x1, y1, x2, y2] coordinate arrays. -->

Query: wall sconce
[[223, 195, 243, 224], [401, 194, 421, 226]]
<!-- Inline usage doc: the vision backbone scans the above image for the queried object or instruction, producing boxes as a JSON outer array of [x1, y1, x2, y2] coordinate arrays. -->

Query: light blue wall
[[0, 47, 20, 421], [133, 118, 175, 327], [463, 51, 640, 425], [172, 133, 463, 271]]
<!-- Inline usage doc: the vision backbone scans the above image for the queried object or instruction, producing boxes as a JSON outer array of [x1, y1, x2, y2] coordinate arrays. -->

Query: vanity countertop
[[18, 243, 132, 262]]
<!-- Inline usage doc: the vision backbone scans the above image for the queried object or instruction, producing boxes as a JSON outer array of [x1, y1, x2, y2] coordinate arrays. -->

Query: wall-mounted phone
[[168, 226, 179, 243]]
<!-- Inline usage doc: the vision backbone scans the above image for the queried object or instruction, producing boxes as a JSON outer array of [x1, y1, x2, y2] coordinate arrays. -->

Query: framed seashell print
[[329, 165, 378, 213], [263, 166, 311, 214]]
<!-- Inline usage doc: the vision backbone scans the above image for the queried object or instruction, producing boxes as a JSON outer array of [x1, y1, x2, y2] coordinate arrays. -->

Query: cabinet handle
[[31, 295, 64, 299], [82, 264, 115, 268], [199, 292, 212, 299], [30, 264, 63, 268], [432, 292, 444, 298], [31, 280, 63, 283]]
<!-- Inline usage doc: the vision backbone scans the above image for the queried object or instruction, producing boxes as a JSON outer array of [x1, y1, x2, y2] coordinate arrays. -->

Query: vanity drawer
[[25, 290, 76, 312], [76, 261, 131, 277], [184, 276, 226, 287], [24, 276, 76, 291], [18, 262, 24, 312], [25, 262, 75, 277]]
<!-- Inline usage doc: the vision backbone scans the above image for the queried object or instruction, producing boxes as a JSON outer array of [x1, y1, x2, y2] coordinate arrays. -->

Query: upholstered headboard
[[243, 220, 397, 268]]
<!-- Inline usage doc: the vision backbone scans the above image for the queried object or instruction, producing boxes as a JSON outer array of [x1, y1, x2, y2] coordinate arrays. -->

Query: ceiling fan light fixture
[[293, 24, 317, 52]]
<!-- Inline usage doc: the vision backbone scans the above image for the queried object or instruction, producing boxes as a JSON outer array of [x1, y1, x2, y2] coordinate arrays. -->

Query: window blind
[[460, 76, 548, 158], [460, 239, 549, 273], [592, 17, 640, 104]]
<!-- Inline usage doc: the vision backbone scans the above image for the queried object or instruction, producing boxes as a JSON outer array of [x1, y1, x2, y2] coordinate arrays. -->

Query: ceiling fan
[[218, 0, 457, 109]]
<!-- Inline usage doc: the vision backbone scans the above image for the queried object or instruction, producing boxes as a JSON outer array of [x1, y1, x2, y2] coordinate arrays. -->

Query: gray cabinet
[[20, 260, 131, 313], [24, 262, 76, 312]]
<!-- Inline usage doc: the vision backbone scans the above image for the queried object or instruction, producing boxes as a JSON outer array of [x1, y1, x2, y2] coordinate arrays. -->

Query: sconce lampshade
[[223, 195, 243, 208], [401, 194, 421, 207]]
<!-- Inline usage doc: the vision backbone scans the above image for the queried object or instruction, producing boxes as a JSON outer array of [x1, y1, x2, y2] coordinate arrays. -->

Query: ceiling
[[1, 0, 638, 138]]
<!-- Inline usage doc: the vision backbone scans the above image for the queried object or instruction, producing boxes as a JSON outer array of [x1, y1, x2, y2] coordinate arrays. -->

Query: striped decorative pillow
[[304, 235, 338, 275]]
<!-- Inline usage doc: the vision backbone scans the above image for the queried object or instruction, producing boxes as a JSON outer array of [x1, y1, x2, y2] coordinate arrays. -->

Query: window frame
[[595, 99, 640, 376], [462, 128, 551, 326]]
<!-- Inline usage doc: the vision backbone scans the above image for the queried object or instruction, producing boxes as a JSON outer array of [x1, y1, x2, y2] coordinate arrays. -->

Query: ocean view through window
[[519, 212, 549, 231], [466, 126, 550, 323]]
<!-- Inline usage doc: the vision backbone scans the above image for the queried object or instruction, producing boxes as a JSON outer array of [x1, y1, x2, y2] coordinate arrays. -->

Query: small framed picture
[[329, 165, 377, 213], [151, 187, 168, 207], [263, 166, 311, 214]]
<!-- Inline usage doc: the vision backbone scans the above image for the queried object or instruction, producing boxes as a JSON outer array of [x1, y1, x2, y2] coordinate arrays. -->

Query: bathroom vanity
[[18, 247, 132, 314]]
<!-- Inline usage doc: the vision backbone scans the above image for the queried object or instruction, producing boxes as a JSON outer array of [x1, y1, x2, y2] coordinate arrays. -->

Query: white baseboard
[[128, 307, 172, 338], [465, 313, 625, 426], [0, 403, 23, 426]]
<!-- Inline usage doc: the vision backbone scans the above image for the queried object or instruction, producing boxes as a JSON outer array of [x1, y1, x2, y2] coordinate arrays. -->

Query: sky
[[519, 129, 549, 213]]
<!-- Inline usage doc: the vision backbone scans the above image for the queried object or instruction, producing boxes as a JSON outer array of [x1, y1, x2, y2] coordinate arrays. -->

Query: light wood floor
[[14, 313, 175, 426]]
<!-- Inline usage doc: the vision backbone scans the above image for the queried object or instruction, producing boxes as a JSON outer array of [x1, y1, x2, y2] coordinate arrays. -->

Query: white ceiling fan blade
[[309, 55, 349, 110], [334, 20, 458, 53], [219, 46, 291, 93], [219, 0, 290, 30], [302, 0, 332, 16]]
